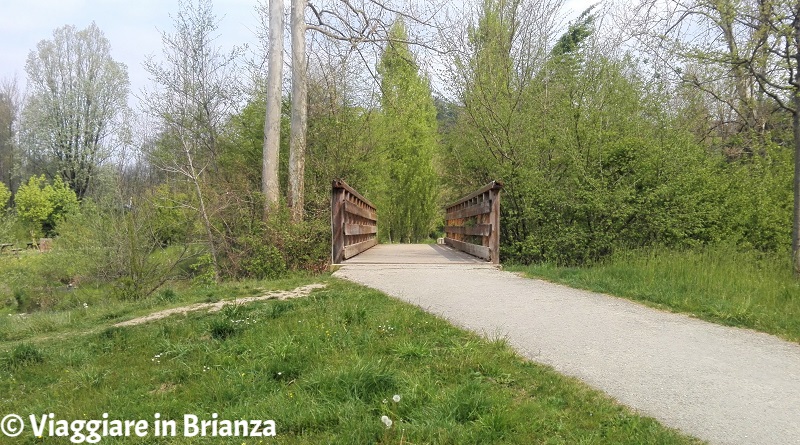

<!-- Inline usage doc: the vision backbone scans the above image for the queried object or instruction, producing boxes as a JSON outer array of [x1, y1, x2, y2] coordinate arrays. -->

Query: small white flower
[[392, 394, 401, 403], [82, 303, 88, 309], [380, 415, 392, 428]]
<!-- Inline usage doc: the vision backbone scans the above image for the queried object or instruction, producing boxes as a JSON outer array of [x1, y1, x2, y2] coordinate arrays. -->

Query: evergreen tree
[[376, 21, 438, 243]]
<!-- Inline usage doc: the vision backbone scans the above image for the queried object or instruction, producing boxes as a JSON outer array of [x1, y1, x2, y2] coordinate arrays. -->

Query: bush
[[56, 198, 201, 300], [0, 181, 10, 211], [15, 175, 79, 237], [216, 199, 330, 279]]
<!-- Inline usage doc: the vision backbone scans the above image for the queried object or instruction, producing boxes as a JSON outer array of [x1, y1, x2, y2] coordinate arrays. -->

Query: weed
[[5, 343, 45, 368], [156, 288, 179, 303], [208, 318, 240, 340]]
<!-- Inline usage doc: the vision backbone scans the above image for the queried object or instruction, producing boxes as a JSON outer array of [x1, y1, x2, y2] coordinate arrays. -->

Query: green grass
[[0, 249, 319, 345], [0, 278, 701, 444], [510, 245, 800, 343]]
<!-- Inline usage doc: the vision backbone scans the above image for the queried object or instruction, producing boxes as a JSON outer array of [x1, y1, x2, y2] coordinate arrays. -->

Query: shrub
[[15, 175, 79, 236], [0, 181, 10, 211]]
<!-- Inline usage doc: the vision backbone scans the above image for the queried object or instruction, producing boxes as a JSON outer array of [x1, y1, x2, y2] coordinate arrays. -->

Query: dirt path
[[335, 262, 800, 445], [114, 283, 327, 327]]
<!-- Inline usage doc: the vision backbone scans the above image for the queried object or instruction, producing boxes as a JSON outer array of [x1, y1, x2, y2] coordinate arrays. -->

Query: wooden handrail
[[331, 179, 378, 264], [444, 181, 503, 263]]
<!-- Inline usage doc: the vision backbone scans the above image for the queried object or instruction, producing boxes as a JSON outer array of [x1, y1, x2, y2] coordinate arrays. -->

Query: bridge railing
[[444, 181, 503, 263], [331, 179, 378, 264]]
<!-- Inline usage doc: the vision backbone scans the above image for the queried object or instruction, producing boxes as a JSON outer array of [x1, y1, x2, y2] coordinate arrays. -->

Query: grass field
[[510, 245, 800, 343], [0, 276, 701, 444]]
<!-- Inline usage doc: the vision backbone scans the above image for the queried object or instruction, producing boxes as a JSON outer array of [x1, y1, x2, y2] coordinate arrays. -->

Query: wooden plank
[[332, 179, 376, 208], [446, 201, 491, 220], [444, 224, 491, 237], [343, 238, 378, 259], [345, 224, 378, 236], [445, 180, 504, 210], [344, 201, 377, 221], [444, 237, 491, 261]]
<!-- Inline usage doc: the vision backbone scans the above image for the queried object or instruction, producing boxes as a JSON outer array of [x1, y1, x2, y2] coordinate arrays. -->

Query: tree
[[0, 77, 22, 190], [376, 20, 438, 242], [263, 0, 285, 214], [23, 23, 129, 199], [632, 0, 800, 271], [742, 0, 800, 273], [143, 0, 242, 282], [289, 0, 309, 222], [264, 0, 447, 221]]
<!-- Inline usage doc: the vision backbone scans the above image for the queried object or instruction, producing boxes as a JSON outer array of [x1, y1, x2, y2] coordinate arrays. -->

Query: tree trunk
[[793, 98, 800, 274], [262, 0, 284, 215], [183, 140, 220, 283], [793, 14, 800, 275], [289, 0, 308, 222]]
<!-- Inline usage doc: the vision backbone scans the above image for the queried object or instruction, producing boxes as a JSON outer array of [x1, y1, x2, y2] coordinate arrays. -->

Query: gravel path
[[334, 262, 800, 445]]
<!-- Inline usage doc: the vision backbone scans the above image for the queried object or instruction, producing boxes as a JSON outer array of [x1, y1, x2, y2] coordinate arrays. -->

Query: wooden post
[[331, 182, 345, 264], [488, 186, 501, 264]]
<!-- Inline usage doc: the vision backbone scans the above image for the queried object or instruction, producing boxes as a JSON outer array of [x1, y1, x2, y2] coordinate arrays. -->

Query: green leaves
[[375, 21, 439, 243], [15, 175, 78, 236], [0, 181, 10, 211]]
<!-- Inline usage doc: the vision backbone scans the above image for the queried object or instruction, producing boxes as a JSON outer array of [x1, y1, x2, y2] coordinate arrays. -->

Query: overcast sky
[[0, 0, 596, 100]]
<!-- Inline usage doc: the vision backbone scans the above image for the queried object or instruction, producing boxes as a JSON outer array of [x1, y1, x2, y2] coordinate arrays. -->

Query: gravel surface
[[335, 261, 800, 445]]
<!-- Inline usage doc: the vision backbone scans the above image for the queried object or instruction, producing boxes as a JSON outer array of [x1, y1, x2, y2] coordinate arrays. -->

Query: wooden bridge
[[329, 180, 800, 445], [330, 179, 503, 265]]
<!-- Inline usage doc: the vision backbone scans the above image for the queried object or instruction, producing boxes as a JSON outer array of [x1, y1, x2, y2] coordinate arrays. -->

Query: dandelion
[[380, 415, 392, 428], [392, 394, 401, 403]]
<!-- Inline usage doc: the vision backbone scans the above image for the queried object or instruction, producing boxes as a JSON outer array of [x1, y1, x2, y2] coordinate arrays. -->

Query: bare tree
[[23, 23, 129, 199], [142, 0, 243, 282]]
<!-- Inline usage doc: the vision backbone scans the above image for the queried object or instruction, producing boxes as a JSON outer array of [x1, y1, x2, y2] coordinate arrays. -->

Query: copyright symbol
[[1, 414, 24, 437]]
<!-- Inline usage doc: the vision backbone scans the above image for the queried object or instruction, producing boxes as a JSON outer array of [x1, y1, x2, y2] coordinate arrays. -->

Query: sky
[[0, 0, 596, 102]]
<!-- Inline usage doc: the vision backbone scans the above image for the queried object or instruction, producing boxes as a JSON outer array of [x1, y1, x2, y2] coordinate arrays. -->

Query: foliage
[[14, 175, 78, 236], [443, 2, 793, 265], [55, 198, 199, 300], [0, 181, 10, 211], [149, 183, 196, 247], [375, 20, 439, 243], [23, 22, 129, 198], [217, 204, 329, 279]]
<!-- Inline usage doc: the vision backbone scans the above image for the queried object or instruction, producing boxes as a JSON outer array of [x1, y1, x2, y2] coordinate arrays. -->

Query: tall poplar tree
[[376, 20, 438, 243]]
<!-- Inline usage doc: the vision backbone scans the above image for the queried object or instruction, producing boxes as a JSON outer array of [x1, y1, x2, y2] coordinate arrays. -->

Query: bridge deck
[[342, 244, 488, 264]]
